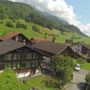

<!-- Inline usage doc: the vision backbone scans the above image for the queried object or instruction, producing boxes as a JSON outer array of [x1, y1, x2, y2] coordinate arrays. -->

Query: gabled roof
[[0, 32, 21, 40], [33, 41, 70, 55], [0, 39, 25, 55]]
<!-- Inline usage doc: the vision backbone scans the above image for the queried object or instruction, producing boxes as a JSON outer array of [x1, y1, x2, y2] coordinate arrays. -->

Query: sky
[[9, 0, 90, 36], [66, 0, 90, 24]]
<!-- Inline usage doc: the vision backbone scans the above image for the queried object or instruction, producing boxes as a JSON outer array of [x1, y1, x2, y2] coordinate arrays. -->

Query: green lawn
[[26, 75, 59, 90], [80, 62, 90, 70]]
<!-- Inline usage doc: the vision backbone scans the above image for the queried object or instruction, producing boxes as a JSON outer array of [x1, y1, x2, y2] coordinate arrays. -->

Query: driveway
[[63, 69, 90, 90]]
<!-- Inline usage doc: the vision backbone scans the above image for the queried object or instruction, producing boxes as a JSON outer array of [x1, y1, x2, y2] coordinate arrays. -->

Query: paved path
[[63, 69, 90, 90]]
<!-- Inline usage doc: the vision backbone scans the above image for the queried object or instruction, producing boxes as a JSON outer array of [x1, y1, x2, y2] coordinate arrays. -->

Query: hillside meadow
[[0, 19, 90, 44]]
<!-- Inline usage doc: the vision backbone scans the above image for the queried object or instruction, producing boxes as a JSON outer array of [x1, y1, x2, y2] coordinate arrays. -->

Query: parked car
[[75, 64, 80, 71]]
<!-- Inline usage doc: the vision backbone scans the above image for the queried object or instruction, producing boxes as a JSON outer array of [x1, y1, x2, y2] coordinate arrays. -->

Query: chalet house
[[82, 44, 90, 60], [0, 39, 42, 78], [33, 41, 75, 57], [0, 32, 30, 45], [33, 41, 81, 70], [70, 43, 88, 58]]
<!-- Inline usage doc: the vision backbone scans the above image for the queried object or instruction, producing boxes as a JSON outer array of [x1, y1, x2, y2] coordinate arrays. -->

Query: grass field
[[0, 19, 90, 44], [26, 75, 59, 90], [80, 62, 90, 70]]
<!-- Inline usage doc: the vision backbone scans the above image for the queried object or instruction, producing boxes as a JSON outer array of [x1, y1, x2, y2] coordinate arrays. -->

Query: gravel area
[[63, 69, 90, 90]]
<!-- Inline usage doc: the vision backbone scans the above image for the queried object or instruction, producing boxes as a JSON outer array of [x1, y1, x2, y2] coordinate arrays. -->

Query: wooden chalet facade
[[0, 39, 42, 78], [70, 43, 89, 58], [0, 32, 89, 76], [65, 40, 90, 58]]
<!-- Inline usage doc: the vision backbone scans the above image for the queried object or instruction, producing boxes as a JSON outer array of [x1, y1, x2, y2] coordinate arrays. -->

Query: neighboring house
[[0, 32, 30, 45], [33, 41, 81, 57], [0, 39, 42, 78], [71, 43, 88, 58], [33, 41, 81, 70], [83, 44, 90, 59]]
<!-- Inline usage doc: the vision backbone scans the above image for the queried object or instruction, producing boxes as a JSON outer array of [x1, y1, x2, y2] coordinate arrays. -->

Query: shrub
[[85, 73, 90, 84], [16, 22, 27, 29], [32, 25, 41, 33], [6, 21, 13, 27]]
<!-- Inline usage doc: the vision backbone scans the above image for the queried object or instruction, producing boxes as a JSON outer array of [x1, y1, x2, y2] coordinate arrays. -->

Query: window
[[13, 54, 17, 60], [32, 53, 37, 59], [36, 54, 39, 59], [18, 36, 22, 41], [33, 54, 36, 59], [26, 53, 32, 59], [4, 54, 12, 60], [31, 61, 36, 67], [78, 48, 80, 52], [32, 53, 34, 59], [30, 62, 32, 67], [0, 55, 5, 60], [15, 36, 19, 41], [20, 53, 26, 59], [17, 53, 20, 60], [26, 62, 31, 67], [20, 63, 26, 68]]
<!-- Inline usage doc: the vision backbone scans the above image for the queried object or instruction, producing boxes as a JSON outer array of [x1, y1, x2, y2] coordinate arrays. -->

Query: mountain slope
[[0, 0, 85, 36], [0, 0, 89, 44]]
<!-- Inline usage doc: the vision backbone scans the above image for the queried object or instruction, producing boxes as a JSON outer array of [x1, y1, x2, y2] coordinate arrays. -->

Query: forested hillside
[[0, 0, 85, 35]]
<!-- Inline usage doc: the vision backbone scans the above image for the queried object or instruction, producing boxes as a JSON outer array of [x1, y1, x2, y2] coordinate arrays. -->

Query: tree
[[0, 68, 28, 90], [50, 55, 74, 85], [85, 73, 90, 90], [85, 73, 90, 84]]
